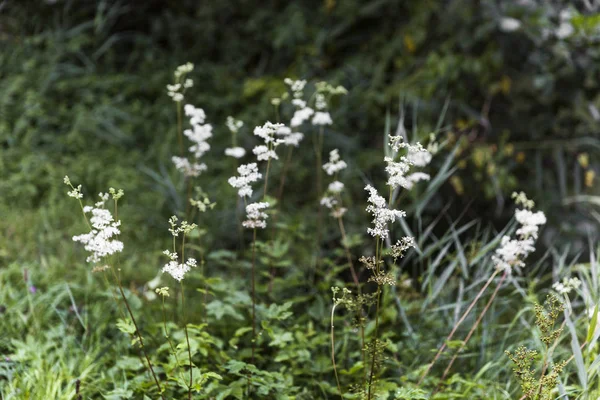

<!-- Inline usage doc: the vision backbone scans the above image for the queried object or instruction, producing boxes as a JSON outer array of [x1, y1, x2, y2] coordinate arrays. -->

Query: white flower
[[315, 93, 327, 110], [172, 156, 207, 177], [290, 107, 314, 127], [253, 145, 279, 161], [284, 78, 307, 97], [174, 62, 194, 79], [492, 236, 534, 272], [184, 123, 213, 158], [184, 104, 206, 125], [499, 17, 522, 32], [312, 111, 333, 126], [365, 185, 406, 238], [328, 181, 344, 194], [515, 209, 547, 239], [254, 122, 285, 144], [292, 99, 306, 108], [400, 172, 431, 190], [72, 195, 124, 264], [171, 93, 184, 102], [406, 147, 432, 167], [226, 116, 244, 134], [228, 163, 262, 198], [225, 147, 246, 159], [243, 202, 270, 229], [276, 125, 304, 147], [323, 149, 347, 175], [553, 277, 581, 295], [162, 254, 197, 282], [320, 196, 338, 209]]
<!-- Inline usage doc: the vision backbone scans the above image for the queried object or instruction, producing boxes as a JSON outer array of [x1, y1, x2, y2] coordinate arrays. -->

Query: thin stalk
[[115, 275, 165, 399], [180, 281, 193, 400], [313, 127, 324, 276], [367, 238, 382, 400], [331, 302, 344, 399], [180, 233, 193, 400], [162, 296, 187, 386], [177, 102, 184, 156], [337, 216, 359, 289], [418, 268, 501, 385], [437, 269, 508, 386], [277, 146, 294, 202], [251, 228, 258, 364]]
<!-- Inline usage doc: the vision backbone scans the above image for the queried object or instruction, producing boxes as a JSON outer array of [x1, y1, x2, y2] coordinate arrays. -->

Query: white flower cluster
[[323, 149, 348, 176], [224, 147, 246, 159], [284, 78, 307, 98], [321, 149, 349, 218], [72, 194, 124, 264], [291, 106, 315, 127], [243, 202, 270, 229], [64, 176, 83, 199], [224, 116, 246, 159], [228, 163, 262, 198], [167, 63, 194, 102], [276, 125, 304, 147], [253, 122, 285, 161], [172, 104, 213, 177], [226, 116, 243, 134], [171, 156, 207, 177], [312, 111, 333, 126], [553, 276, 581, 295], [162, 250, 197, 282], [492, 192, 547, 273], [285, 79, 313, 127], [385, 136, 432, 190], [365, 185, 406, 238]]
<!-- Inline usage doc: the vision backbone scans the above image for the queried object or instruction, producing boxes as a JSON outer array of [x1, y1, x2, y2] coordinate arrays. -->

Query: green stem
[[180, 281, 193, 400], [251, 228, 257, 364], [331, 303, 344, 399]]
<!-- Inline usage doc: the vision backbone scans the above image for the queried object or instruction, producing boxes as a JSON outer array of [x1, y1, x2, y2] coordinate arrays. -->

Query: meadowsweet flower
[[162, 250, 197, 282], [323, 149, 347, 175], [385, 137, 431, 190], [328, 181, 344, 194], [254, 122, 285, 144], [284, 78, 307, 98], [275, 125, 304, 147], [365, 185, 406, 238], [225, 147, 246, 159], [315, 93, 327, 110], [390, 237, 415, 261], [243, 202, 270, 229], [553, 277, 581, 295], [174, 62, 194, 79], [407, 146, 432, 167], [292, 99, 306, 108], [72, 194, 124, 264], [184, 121, 213, 159], [515, 209, 547, 239], [228, 163, 262, 198], [312, 111, 333, 126], [226, 116, 244, 134], [320, 196, 338, 209], [492, 193, 546, 273], [184, 104, 206, 125], [253, 145, 278, 161], [171, 156, 207, 177], [290, 107, 314, 127]]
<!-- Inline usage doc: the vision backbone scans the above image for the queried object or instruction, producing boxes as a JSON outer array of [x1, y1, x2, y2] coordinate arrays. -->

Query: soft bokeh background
[[0, 1, 599, 398]]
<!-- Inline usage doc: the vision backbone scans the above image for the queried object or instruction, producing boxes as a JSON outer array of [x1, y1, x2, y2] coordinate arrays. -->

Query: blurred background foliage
[[1, 1, 600, 398], [1, 0, 599, 263]]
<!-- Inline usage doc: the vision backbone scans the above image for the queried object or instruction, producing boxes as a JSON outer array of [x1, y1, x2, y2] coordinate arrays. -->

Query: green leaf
[[116, 318, 136, 335], [587, 304, 598, 343]]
